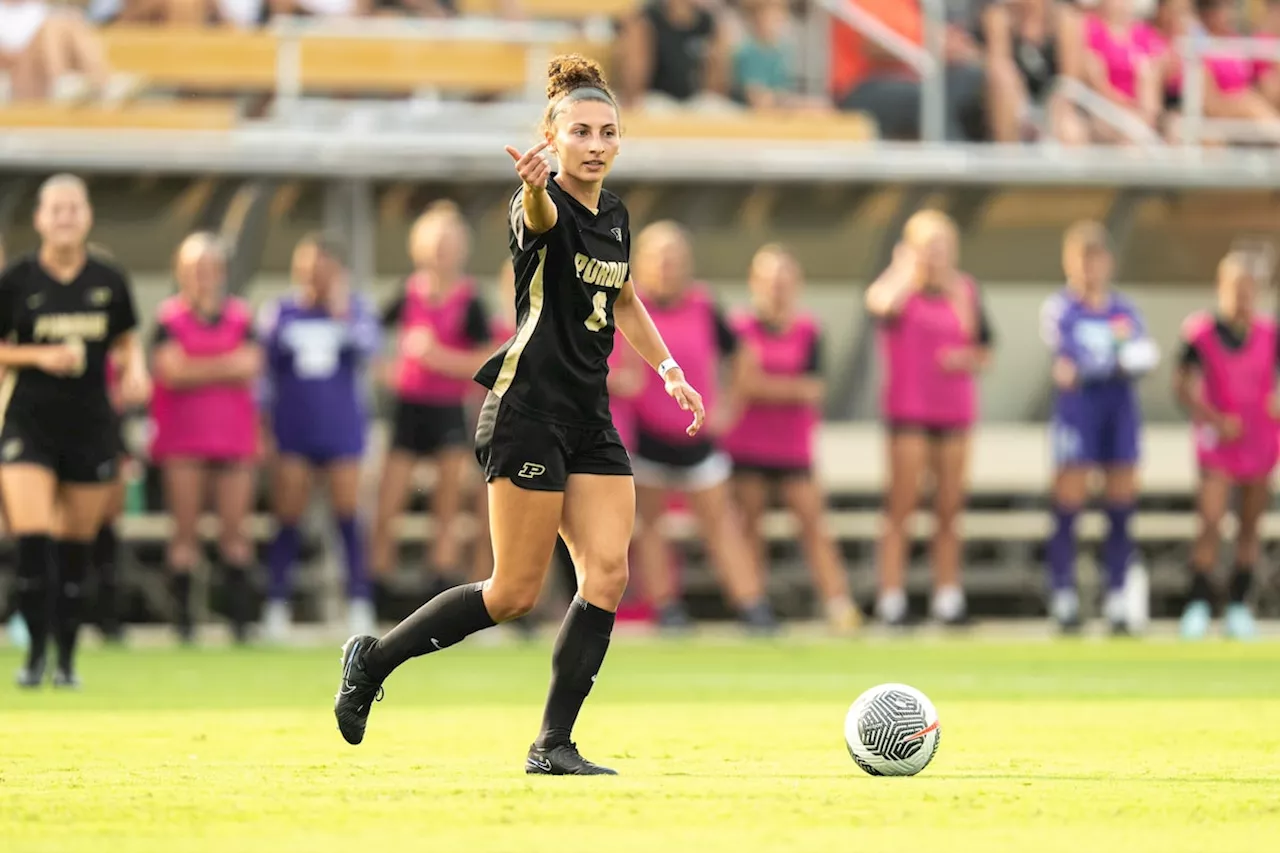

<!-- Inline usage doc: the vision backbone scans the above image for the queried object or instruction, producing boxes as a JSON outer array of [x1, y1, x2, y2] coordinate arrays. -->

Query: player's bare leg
[[163, 460, 209, 644], [1183, 472, 1230, 640], [2, 464, 58, 687], [334, 480, 561, 746], [685, 482, 775, 633], [780, 475, 859, 633], [265, 454, 313, 641], [1226, 478, 1267, 640], [50, 483, 113, 686], [525, 472, 633, 775], [213, 463, 257, 644], [1048, 466, 1090, 631], [633, 482, 686, 629], [929, 433, 970, 625], [879, 432, 926, 625]]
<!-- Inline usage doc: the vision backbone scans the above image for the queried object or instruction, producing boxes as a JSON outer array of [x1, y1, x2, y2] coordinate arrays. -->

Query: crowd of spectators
[[2, 3, 1280, 142]]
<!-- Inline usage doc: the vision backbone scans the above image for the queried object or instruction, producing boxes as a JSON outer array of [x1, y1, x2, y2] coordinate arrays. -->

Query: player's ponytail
[[542, 54, 617, 134]]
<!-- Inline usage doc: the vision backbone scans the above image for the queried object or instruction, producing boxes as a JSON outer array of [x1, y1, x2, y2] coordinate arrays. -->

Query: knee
[[219, 530, 252, 566], [482, 579, 540, 622], [168, 540, 199, 569], [582, 551, 629, 606]]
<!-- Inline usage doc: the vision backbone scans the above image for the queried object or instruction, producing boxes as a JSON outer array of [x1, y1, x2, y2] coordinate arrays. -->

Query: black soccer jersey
[[0, 254, 139, 436], [474, 176, 630, 427]]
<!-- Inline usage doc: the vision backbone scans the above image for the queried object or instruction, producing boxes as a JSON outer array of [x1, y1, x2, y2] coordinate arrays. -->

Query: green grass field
[[4, 633, 1280, 853]]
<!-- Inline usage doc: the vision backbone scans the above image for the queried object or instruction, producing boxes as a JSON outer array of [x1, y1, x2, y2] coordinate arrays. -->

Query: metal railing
[[1178, 32, 1280, 146]]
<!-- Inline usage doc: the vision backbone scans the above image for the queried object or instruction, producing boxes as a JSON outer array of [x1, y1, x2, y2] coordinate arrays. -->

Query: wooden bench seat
[[623, 111, 878, 143], [102, 28, 276, 90], [459, 0, 638, 20], [0, 101, 239, 130]]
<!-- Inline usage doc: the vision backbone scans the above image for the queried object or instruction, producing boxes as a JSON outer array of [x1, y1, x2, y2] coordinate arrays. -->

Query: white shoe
[[347, 599, 376, 638], [262, 600, 291, 644], [1123, 562, 1150, 635]]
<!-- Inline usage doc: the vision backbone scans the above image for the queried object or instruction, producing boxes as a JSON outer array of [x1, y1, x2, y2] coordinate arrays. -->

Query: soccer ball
[[844, 683, 941, 777]]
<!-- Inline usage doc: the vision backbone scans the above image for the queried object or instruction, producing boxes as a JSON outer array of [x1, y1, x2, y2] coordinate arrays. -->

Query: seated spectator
[[617, 0, 738, 113], [982, 0, 1090, 143], [830, 0, 987, 141], [732, 0, 829, 111], [1075, 0, 1165, 141], [1144, 0, 1280, 141], [268, 0, 370, 19], [0, 2, 109, 102], [1253, 0, 1280, 108]]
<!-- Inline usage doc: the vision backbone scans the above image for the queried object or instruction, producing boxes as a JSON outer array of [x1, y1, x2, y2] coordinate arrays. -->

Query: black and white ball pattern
[[844, 683, 941, 777]]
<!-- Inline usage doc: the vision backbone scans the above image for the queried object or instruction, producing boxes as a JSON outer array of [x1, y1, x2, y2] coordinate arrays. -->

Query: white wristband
[[657, 357, 680, 379]]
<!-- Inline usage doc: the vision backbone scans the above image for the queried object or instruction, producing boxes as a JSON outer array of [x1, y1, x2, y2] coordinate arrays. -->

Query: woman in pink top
[[1145, 0, 1280, 137], [629, 221, 774, 634], [1082, 0, 1163, 137], [866, 211, 993, 627], [1173, 251, 1276, 642], [150, 232, 263, 644], [725, 244, 859, 634], [370, 202, 495, 593]]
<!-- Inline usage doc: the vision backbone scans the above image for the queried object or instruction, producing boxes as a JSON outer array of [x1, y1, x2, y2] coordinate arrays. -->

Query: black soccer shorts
[[390, 400, 469, 457], [0, 418, 119, 484], [473, 392, 632, 492]]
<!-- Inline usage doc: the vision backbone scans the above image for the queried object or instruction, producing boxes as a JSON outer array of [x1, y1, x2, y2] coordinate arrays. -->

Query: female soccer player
[[0, 174, 148, 687], [724, 244, 859, 634], [866, 210, 992, 627], [1041, 221, 1158, 633], [371, 201, 493, 591], [627, 220, 774, 633], [1174, 251, 1276, 641], [334, 55, 705, 775], [150, 232, 261, 644], [258, 233, 381, 641]]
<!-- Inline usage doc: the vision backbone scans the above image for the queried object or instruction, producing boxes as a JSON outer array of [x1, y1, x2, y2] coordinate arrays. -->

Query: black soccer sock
[[535, 595, 616, 749], [1188, 568, 1214, 604], [171, 571, 193, 634], [54, 539, 92, 672], [94, 525, 120, 633], [15, 535, 54, 668], [222, 561, 253, 640], [1229, 564, 1254, 604], [363, 581, 495, 682]]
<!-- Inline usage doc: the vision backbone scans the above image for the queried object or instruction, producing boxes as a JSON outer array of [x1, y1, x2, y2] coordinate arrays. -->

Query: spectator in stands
[[732, 0, 829, 112], [627, 221, 776, 633], [981, 0, 1090, 143], [371, 202, 493, 596], [723, 244, 860, 635], [617, 0, 736, 113], [1252, 0, 1280, 108], [865, 210, 991, 626], [258, 233, 381, 642], [149, 233, 262, 644], [1079, 0, 1163, 141], [0, 3, 109, 102], [1144, 0, 1280, 141], [1174, 250, 1274, 641], [267, 0, 372, 20], [1040, 221, 1158, 634], [829, 0, 987, 141]]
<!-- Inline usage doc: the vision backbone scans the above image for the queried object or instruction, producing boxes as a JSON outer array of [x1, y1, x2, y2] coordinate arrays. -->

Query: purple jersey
[[257, 293, 380, 464], [1041, 288, 1150, 467]]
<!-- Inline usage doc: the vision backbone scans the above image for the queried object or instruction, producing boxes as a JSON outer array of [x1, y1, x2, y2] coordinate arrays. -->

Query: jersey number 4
[[584, 291, 608, 332]]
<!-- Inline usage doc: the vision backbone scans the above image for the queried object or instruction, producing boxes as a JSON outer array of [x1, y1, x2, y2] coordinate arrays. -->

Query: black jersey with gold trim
[[475, 176, 630, 428], [0, 254, 138, 436]]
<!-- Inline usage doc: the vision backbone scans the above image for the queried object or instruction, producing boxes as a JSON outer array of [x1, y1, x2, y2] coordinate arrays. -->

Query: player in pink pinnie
[[1174, 251, 1278, 641]]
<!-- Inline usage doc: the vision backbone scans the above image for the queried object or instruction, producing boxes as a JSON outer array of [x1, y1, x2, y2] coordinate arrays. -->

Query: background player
[[0, 174, 148, 687], [627, 220, 774, 633], [1174, 250, 1276, 641], [149, 233, 261, 644], [371, 202, 493, 595], [259, 233, 381, 641], [1040, 220, 1158, 634], [723, 244, 860, 634], [333, 55, 706, 776], [866, 210, 992, 627]]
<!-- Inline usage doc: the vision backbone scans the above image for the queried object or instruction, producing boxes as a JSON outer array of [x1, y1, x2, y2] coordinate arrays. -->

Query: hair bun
[[546, 54, 610, 102]]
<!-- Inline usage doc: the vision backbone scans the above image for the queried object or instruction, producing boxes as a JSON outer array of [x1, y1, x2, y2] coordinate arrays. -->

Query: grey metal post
[[1182, 36, 1205, 147], [348, 178, 376, 295], [919, 0, 946, 143]]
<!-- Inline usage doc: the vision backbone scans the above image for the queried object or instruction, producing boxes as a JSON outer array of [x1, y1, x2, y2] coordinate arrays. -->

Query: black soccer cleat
[[52, 666, 81, 690], [334, 635, 384, 745], [15, 654, 45, 689], [525, 742, 618, 776]]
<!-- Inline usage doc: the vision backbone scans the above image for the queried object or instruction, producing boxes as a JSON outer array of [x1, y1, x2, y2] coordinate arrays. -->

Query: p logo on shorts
[[518, 462, 547, 479]]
